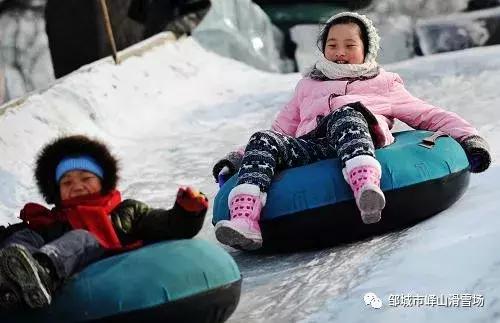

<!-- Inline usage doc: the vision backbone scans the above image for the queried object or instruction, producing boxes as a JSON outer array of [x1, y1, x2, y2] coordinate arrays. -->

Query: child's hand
[[175, 187, 209, 213], [217, 166, 232, 188], [212, 151, 243, 183], [460, 135, 491, 173]]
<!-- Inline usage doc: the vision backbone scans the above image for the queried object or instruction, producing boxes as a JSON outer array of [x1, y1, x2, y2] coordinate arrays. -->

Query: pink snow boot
[[215, 184, 266, 250], [344, 156, 385, 224]]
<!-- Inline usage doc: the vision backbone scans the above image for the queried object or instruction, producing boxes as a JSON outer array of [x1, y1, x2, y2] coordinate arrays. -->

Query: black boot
[[0, 244, 57, 309]]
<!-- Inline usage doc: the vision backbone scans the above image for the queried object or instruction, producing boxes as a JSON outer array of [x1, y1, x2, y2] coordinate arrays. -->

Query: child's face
[[59, 170, 102, 201], [324, 23, 365, 64]]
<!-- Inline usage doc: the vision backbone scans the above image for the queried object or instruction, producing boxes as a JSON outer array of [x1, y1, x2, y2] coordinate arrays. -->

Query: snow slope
[[0, 33, 499, 322]]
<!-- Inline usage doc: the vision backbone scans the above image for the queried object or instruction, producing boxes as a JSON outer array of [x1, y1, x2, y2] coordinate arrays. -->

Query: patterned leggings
[[237, 106, 376, 192]]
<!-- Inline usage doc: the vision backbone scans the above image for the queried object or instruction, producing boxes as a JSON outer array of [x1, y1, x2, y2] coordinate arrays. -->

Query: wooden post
[[98, 0, 119, 64]]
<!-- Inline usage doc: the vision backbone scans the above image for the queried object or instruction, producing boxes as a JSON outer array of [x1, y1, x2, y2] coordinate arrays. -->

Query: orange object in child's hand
[[175, 186, 209, 213]]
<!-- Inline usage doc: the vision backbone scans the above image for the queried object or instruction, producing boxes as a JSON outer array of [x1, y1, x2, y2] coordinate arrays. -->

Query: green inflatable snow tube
[[6, 239, 241, 323], [213, 130, 471, 251]]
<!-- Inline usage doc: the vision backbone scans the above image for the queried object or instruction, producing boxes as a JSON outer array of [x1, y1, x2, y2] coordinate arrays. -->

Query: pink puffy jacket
[[271, 68, 478, 147]]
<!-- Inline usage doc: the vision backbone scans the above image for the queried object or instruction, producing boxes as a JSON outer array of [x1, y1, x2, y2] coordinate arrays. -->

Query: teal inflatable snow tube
[[213, 130, 470, 250], [7, 240, 241, 323]]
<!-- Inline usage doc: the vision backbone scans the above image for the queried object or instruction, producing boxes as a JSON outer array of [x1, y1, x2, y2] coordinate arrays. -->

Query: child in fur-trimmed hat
[[0, 135, 208, 311]]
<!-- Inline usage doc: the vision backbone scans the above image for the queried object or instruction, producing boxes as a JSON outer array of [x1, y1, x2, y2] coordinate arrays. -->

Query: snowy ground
[[0, 34, 499, 322], [0, 0, 476, 101]]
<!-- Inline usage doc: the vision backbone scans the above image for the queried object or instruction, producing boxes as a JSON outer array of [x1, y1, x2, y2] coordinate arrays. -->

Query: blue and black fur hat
[[34, 135, 119, 205]]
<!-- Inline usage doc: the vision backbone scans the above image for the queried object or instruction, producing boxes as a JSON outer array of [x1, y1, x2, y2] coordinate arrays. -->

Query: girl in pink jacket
[[212, 12, 491, 250]]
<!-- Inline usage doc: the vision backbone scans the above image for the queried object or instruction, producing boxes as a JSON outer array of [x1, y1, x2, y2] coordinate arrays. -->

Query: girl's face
[[59, 170, 102, 201], [324, 23, 365, 64]]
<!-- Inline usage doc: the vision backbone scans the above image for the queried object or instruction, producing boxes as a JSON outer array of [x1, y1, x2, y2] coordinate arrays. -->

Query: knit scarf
[[20, 190, 140, 250], [308, 52, 380, 81]]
